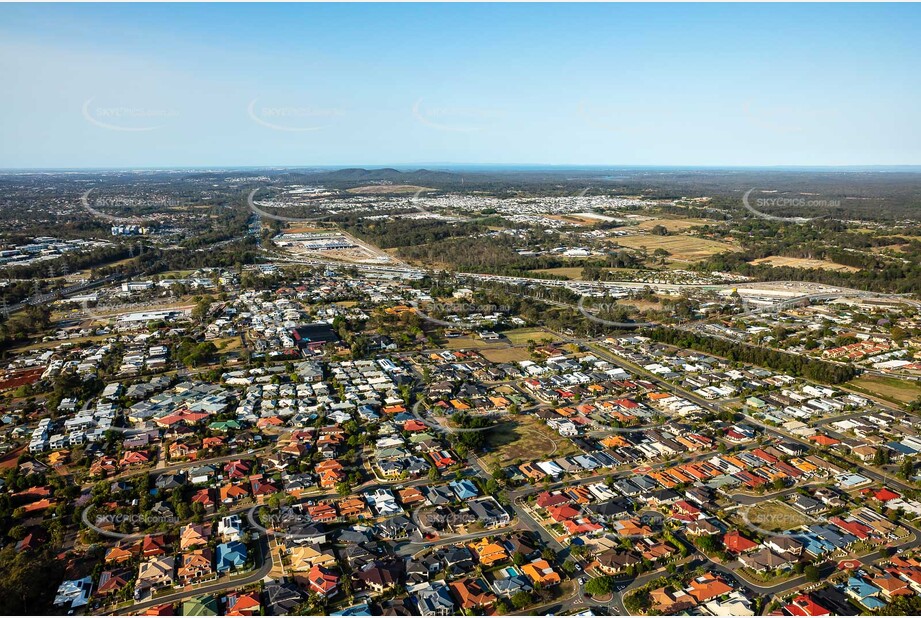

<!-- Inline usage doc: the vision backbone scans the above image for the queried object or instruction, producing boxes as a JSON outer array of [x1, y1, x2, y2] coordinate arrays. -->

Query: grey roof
[[415, 583, 455, 615]]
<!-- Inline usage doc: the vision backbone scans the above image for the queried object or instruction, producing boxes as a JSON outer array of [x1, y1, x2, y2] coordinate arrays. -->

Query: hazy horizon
[[2, 3, 920, 168], [4, 164, 921, 174]]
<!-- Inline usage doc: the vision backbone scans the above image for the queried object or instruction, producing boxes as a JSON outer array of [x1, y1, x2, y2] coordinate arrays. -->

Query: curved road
[[110, 534, 271, 615]]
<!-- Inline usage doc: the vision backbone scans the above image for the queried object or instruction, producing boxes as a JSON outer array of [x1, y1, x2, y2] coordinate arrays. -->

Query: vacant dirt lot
[[346, 184, 432, 194], [634, 217, 711, 232], [750, 256, 860, 272], [284, 224, 328, 233], [529, 266, 585, 280], [442, 336, 505, 351], [482, 415, 580, 468], [503, 327, 558, 345], [610, 234, 737, 262], [479, 347, 533, 363], [547, 214, 606, 226], [846, 375, 921, 406], [744, 500, 814, 532]]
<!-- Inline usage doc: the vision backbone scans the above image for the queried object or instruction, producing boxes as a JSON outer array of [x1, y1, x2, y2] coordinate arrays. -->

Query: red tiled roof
[[723, 530, 758, 554]]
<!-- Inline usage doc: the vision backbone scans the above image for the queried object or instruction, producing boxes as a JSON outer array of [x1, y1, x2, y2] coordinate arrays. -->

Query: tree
[[584, 576, 616, 597], [900, 457, 915, 480], [694, 534, 726, 560], [874, 448, 891, 466], [191, 296, 213, 322], [624, 589, 651, 614], [0, 547, 65, 613], [510, 590, 533, 610], [804, 565, 820, 582], [885, 594, 921, 615]]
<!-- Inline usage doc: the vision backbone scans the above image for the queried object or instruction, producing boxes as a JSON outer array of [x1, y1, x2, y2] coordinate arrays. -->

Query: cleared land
[[610, 234, 736, 262], [619, 299, 665, 312], [0, 446, 26, 471], [503, 327, 558, 345], [750, 256, 861, 272], [10, 334, 113, 354], [284, 224, 329, 234], [633, 217, 711, 232], [479, 347, 533, 363], [547, 214, 609, 226], [441, 336, 506, 351], [346, 184, 432, 194], [482, 414, 580, 468], [529, 266, 585, 280], [213, 337, 243, 353], [846, 375, 921, 406], [744, 500, 814, 532]]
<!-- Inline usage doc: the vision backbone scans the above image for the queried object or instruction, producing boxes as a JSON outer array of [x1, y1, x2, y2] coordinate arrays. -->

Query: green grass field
[[482, 415, 580, 468], [528, 266, 585, 280], [846, 375, 921, 406], [744, 500, 815, 532], [502, 327, 557, 346]]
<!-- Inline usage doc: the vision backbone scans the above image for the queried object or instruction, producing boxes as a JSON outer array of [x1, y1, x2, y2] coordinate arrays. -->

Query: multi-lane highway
[[6, 272, 126, 314]]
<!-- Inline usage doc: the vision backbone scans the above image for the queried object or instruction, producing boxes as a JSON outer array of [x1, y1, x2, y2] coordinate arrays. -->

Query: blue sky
[[0, 3, 919, 168]]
